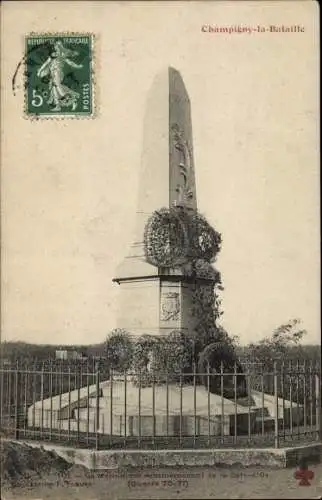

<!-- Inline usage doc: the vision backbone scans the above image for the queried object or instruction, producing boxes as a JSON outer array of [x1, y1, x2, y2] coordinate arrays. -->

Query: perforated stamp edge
[[23, 32, 97, 121]]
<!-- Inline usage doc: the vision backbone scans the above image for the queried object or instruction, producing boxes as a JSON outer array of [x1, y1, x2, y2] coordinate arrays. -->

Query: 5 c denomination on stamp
[[25, 33, 94, 118]]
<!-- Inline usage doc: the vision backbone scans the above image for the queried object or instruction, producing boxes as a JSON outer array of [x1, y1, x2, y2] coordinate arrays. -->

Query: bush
[[198, 341, 247, 399], [104, 329, 133, 372], [131, 331, 194, 386], [131, 335, 157, 386], [155, 331, 194, 382], [104, 326, 247, 401]]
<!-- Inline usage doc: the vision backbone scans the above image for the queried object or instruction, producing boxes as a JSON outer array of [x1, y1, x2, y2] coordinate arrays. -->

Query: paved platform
[[27, 380, 304, 437]]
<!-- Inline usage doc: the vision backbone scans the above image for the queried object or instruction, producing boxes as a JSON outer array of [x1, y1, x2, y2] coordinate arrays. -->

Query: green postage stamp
[[25, 33, 94, 118]]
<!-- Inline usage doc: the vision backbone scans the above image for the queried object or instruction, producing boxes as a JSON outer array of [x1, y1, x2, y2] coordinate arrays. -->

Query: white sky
[[1, 1, 320, 345]]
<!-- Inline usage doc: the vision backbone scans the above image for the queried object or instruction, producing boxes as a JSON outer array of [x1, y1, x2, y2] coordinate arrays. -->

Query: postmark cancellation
[[25, 33, 94, 119]]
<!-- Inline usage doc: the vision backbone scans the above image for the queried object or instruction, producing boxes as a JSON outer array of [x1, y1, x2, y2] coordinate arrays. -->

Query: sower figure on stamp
[[37, 41, 83, 111]]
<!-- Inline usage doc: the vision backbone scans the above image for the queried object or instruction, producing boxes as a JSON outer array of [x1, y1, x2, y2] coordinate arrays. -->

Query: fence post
[[315, 363, 322, 441], [124, 368, 127, 448], [14, 360, 21, 440], [95, 360, 100, 450], [207, 361, 210, 447], [247, 362, 251, 444], [274, 361, 279, 449], [303, 360, 306, 436], [193, 361, 197, 448], [110, 368, 114, 448]]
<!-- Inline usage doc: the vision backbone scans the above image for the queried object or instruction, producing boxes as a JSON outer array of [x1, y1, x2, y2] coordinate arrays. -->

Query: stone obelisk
[[113, 67, 199, 338]]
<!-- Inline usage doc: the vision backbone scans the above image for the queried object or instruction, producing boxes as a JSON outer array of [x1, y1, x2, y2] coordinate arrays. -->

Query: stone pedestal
[[114, 272, 198, 337]]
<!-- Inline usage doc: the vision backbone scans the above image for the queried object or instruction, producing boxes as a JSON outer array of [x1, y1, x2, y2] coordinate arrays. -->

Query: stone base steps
[[55, 416, 277, 435], [27, 384, 306, 438], [251, 407, 271, 418]]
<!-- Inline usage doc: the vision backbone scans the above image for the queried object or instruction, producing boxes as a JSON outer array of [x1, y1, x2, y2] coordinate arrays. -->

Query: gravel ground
[[1, 441, 322, 499]]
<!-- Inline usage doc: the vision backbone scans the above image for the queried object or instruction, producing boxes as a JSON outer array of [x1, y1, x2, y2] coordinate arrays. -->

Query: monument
[[27, 68, 304, 440], [113, 67, 221, 340]]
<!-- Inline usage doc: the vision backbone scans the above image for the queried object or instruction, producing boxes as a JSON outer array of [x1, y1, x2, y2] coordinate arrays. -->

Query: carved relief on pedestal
[[171, 123, 194, 208], [160, 291, 180, 321]]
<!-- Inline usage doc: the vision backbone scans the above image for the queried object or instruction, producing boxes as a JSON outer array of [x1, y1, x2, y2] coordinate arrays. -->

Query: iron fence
[[0, 359, 321, 450]]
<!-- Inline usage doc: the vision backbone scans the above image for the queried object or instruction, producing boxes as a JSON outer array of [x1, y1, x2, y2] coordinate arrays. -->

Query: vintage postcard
[[1, 1, 320, 500]]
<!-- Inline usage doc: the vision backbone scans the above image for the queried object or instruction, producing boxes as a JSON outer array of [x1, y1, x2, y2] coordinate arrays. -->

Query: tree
[[104, 329, 133, 372], [247, 318, 308, 369], [270, 318, 307, 348]]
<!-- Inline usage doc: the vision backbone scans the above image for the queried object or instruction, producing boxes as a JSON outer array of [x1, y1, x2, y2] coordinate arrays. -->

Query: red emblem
[[294, 464, 314, 486]]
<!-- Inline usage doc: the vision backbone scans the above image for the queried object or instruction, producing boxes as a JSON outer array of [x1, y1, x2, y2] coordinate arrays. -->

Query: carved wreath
[[144, 207, 222, 268], [189, 212, 222, 262], [144, 207, 189, 267]]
